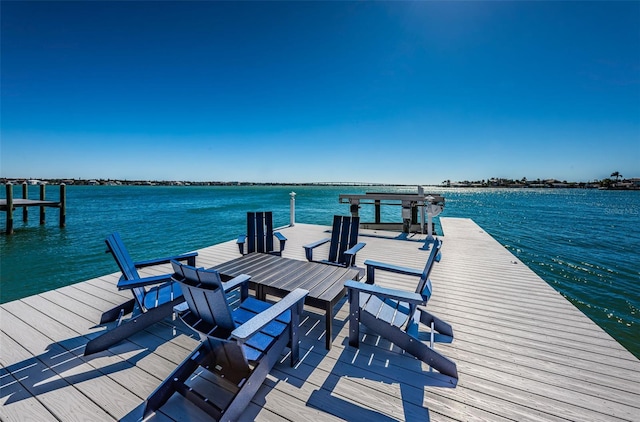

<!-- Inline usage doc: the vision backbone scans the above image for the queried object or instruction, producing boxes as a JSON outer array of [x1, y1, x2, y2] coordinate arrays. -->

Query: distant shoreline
[[1, 177, 639, 190]]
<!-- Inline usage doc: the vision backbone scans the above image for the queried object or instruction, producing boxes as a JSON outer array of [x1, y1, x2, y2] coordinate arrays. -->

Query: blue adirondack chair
[[237, 211, 287, 256], [84, 232, 198, 356], [303, 215, 366, 273], [345, 239, 458, 379], [143, 261, 308, 421]]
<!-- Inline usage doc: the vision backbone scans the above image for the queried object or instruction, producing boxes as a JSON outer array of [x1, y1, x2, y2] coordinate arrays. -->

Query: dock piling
[[60, 184, 66, 227], [40, 183, 46, 225], [22, 182, 28, 222], [6, 183, 14, 235]]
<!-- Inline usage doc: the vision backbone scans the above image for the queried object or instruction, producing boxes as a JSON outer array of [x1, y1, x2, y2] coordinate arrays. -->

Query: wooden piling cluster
[[1, 182, 66, 234]]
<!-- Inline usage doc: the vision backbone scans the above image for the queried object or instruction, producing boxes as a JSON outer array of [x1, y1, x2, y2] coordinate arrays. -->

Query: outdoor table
[[212, 252, 360, 350]]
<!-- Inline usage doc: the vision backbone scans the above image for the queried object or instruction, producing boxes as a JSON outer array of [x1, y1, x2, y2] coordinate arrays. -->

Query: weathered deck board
[[2, 218, 639, 421], [0, 309, 118, 421], [0, 338, 62, 422]]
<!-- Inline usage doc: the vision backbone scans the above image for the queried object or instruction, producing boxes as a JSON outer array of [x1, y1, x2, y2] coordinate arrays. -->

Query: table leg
[[325, 301, 332, 350]]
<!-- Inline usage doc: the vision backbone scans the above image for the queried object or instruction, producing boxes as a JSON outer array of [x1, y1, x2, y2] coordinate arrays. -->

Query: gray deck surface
[[1, 217, 639, 421]]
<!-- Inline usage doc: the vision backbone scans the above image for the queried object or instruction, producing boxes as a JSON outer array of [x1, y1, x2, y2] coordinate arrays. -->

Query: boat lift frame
[[339, 187, 444, 239]]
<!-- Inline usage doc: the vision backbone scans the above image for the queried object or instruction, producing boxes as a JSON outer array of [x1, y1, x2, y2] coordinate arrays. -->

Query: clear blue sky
[[1, 1, 638, 184]]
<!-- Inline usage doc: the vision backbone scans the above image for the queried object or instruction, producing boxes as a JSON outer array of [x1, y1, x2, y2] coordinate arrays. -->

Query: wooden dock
[[1, 217, 638, 421], [1, 183, 66, 234]]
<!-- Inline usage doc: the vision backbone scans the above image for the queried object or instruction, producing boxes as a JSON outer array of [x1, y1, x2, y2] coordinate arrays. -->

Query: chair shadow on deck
[[307, 332, 456, 422], [253, 297, 456, 422], [1, 317, 199, 408]]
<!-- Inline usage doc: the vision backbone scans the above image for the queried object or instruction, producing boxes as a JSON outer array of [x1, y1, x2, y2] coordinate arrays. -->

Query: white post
[[418, 185, 425, 234], [289, 192, 296, 226]]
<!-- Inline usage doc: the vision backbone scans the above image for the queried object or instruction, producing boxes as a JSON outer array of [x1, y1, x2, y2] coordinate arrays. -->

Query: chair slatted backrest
[[328, 215, 360, 266], [171, 261, 236, 332], [171, 261, 250, 375], [415, 239, 443, 299], [247, 211, 275, 254], [106, 232, 146, 307]]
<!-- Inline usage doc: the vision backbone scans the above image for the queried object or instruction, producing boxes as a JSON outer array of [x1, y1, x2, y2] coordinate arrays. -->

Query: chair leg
[[417, 308, 454, 339], [348, 289, 361, 348], [290, 300, 302, 365], [324, 302, 333, 350], [84, 299, 179, 356]]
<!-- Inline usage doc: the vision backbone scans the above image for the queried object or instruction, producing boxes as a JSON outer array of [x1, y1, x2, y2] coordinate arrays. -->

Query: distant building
[[618, 178, 640, 189]]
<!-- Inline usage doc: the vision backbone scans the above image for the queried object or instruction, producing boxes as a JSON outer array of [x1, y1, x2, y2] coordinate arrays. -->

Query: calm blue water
[[1, 185, 638, 358]]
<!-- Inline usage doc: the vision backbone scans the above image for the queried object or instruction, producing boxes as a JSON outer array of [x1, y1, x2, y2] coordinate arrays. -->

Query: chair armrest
[[343, 242, 366, 268], [221, 273, 251, 291], [344, 242, 366, 258], [274, 232, 287, 252], [303, 238, 330, 261], [222, 274, 251, 300], [231, 288, 308, 342], [117, 274, 171, 290], [363, 259, 422, 284], [345, 280, 425, 305], [134, 251, 198, 268]]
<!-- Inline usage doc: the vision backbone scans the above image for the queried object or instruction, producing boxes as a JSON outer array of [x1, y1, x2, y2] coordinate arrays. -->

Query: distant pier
[[1, 182, 66, 234]]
